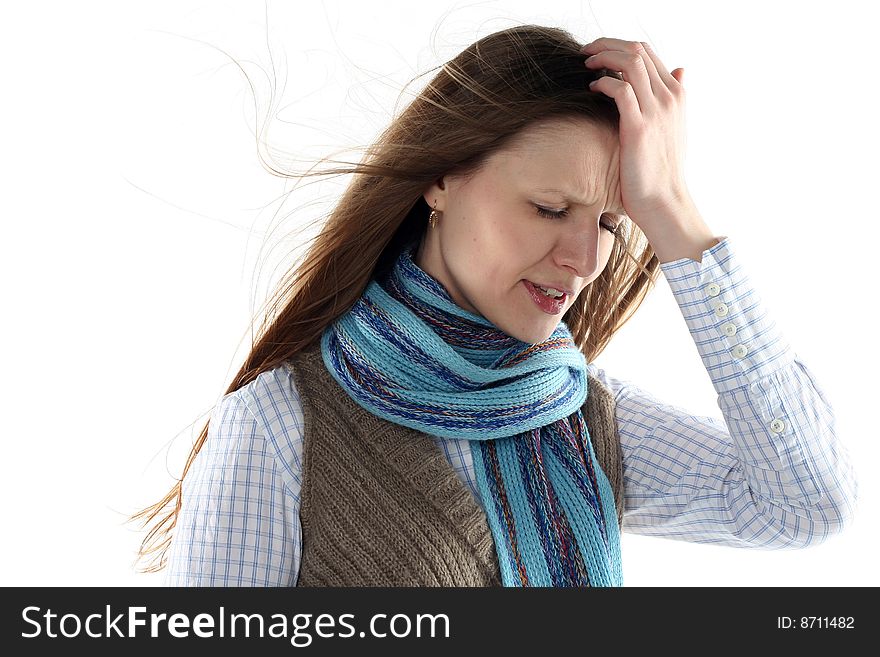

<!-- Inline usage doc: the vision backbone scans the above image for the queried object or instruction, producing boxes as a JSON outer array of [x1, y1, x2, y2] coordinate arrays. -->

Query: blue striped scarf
[[320, 241, 622, 586]]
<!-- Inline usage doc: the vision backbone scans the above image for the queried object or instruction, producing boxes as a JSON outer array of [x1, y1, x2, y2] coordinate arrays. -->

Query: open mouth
[[523, 280, 567, 314], [534, 284, 565, 299]]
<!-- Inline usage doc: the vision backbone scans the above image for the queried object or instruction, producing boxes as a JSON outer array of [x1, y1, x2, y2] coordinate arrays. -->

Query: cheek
[[446, 201, 554, 284], [479, 217, 544, 276], [452, 208, 517, 256]]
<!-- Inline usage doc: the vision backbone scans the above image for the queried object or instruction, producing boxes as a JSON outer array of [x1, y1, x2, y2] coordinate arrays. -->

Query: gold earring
[[428, 200, 439, 229]]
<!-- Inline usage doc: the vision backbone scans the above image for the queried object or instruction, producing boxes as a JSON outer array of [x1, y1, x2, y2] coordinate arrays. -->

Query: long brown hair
[[128, 23, 661, 574]]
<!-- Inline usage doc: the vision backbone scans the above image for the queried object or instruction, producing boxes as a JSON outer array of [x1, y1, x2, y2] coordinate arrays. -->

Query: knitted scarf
[[320, 241, 623, 586]]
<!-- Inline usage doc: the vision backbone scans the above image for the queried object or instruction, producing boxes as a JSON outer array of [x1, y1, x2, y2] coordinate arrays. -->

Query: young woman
[[129, 26, 858, 587]]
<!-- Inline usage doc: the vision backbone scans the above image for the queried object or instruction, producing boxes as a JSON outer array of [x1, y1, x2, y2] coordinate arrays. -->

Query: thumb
[[672, 67, 685, 84]]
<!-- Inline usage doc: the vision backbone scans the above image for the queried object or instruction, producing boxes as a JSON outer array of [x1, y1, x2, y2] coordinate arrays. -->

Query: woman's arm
[[164, 385, 303, 586], [589, 236, 858, 548]]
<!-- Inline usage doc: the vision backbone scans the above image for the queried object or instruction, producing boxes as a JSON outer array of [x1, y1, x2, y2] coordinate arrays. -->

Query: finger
[[634, 42, 664, 94], [585, 50, 653, 114], [583, 38, 674, 97], [581, 37, 642, 55], [588, 75, 641, 123], [638, 41, 679, 90]]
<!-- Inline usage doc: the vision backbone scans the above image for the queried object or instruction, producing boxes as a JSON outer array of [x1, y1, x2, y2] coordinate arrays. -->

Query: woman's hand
[[582, 37, 719, 263], [582, 38, 689, 232]]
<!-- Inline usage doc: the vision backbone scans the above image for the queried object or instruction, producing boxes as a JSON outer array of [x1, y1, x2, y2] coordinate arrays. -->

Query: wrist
[[637, 201, 720, 264], [652, 227, 720, 264]]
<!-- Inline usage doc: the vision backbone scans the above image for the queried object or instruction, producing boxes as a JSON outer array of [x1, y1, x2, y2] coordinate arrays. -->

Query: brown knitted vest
[[284, 339, 624, 586]]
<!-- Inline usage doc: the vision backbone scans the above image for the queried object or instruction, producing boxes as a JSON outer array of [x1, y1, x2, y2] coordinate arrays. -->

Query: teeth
[[536, 285, 564, 298]]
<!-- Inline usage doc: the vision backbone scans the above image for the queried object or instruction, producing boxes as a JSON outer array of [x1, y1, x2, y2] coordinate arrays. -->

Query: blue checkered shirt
[[165, 236, 859, 586]]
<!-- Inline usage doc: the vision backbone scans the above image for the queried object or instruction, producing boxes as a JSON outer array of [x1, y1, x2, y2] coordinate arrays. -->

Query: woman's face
[[414, 116, 625, 345]]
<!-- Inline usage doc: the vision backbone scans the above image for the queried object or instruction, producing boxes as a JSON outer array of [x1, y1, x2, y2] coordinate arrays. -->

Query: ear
[[422, 176, 448, 212]]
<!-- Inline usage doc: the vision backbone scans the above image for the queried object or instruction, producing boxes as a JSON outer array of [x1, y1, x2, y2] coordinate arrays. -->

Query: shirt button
[[732, 344, 749, 358], [770, 418, 785, 433], [721, 322, 737, 336], [713, 302, 729, 317], [705, 283, 720, 297]]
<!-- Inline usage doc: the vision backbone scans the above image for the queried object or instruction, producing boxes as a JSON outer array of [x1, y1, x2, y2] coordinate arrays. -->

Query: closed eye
[[534, 205, 619, 235]]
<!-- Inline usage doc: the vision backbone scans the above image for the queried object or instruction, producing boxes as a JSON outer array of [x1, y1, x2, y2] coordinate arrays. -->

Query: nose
[[552, 221, 603, 279]]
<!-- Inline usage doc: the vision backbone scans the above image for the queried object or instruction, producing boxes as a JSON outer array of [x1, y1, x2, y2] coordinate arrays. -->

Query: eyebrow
[[535, 187, 627, 215]]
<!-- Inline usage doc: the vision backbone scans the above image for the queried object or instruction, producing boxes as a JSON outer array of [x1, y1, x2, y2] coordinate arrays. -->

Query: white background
[[2, 0, 876, 586]]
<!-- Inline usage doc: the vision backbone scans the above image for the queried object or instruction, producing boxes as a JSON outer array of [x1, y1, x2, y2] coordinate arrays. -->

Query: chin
[[509, 324, 556, 346]]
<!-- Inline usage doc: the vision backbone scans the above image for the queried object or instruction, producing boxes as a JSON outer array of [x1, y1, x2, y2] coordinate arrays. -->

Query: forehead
[[497, 118, 624, 214]]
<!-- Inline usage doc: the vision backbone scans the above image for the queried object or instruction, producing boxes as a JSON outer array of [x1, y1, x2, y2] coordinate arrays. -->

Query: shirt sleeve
[[164, 386, 302, 586], [587, 235, 859, 550]]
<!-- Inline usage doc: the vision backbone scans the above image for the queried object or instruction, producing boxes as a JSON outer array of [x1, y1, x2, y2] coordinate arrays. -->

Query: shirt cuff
[[658, 235, 797, 395]]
